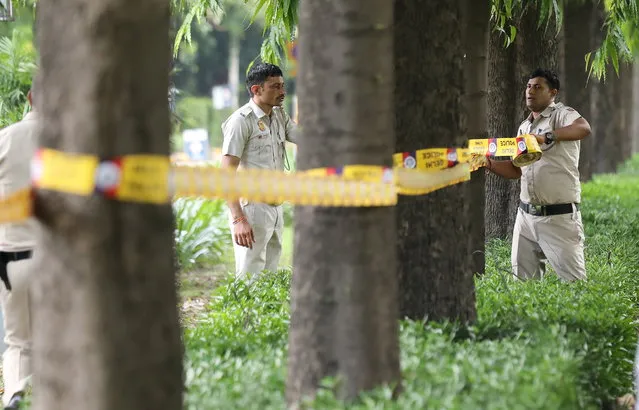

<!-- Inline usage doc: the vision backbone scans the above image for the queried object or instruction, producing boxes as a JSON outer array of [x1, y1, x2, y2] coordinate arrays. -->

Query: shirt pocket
[[247, 132, 270, 153], [246, 133, 272, 165]]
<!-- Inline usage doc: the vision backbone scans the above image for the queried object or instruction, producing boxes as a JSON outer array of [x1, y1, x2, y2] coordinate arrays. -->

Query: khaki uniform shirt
[[222, 99, 296, 171], [0, 111, 39, 252], [518, 102, 583, 205]]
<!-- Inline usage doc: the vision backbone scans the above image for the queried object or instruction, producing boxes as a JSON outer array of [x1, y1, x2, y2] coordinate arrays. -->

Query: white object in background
[[0, 0, 13, 21], [211, 84, 233, 110], [183, 128, 210, 161]]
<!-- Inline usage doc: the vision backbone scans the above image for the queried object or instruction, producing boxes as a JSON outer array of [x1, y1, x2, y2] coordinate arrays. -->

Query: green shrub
[[173, 197, 231, 271], [182, 156, 639, 409], [0, 31, 37, 128]]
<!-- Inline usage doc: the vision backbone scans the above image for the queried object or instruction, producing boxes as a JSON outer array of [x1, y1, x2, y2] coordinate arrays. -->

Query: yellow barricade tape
[[0, 136, 544, 225], [173, 166, 397, 207], [33, 149, 171, 204], [396, 164, 471, 196], [394, 135, 541, 170], [468, 134, 542, 167], [32, 149, 98, 195], [0, 189, 32, 225]]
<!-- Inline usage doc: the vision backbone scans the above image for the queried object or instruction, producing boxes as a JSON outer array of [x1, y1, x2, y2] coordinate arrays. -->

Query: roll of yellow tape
[[511, 134, 542, 167], [467, 136, 541, 168]]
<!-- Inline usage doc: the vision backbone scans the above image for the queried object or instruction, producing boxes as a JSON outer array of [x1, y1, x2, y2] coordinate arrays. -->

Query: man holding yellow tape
[[221, 63, 296, 280], [0, 85, 39, 409], [481, 68, 591, 281]]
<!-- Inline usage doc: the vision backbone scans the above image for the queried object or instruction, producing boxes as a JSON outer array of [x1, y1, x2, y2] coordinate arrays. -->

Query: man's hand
[[233, 218, 255, 249], [469, 153, 489, 169], [533, 134, 546, 145]]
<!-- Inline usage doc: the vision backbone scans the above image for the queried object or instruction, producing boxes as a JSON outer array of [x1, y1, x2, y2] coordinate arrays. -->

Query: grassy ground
[[180, 155, 639, 409]]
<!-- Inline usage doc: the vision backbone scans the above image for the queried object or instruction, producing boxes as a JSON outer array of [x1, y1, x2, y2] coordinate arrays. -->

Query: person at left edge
[[0, 83, 39, 410], [220, 63, 297, 281]]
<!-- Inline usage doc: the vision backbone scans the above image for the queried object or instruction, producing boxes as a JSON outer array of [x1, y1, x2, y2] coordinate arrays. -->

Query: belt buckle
[[529, 204, 542, 216]]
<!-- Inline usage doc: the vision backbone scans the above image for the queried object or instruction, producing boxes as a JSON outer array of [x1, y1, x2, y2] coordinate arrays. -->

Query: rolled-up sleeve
[[222, 115, 249, 158]]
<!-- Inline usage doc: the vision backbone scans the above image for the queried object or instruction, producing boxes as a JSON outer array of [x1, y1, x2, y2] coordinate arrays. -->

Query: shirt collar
[[248, 99, 268, 119], [526, 101, 556, 122]]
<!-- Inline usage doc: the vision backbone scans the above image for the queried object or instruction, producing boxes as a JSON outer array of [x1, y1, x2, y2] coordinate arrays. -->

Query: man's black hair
[[529, 68, 560, 90], [246, 63, 283, 96]]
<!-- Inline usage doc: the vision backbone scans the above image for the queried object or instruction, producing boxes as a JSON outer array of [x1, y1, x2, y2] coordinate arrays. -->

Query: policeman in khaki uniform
[[221, 63, 296, 280], [479, 69, 591, 281], [0, 87, 39, 409]]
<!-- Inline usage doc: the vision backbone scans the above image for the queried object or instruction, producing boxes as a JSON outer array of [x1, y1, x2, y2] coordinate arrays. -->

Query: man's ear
[[551, 88, 558, 98], [27, 90, 33, 106], [250, 84, 261, 96]]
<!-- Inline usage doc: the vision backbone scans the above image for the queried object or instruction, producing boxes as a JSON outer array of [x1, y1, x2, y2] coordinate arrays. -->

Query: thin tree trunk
[[485, 30, 519, 240], [620, 64, 634, 164], [565, 0, 594, 182], [286, 0, 400, 405], [592, 74, 619, 174], [395, 0, 476, 322], [591, 1, 620, 174], [33, 1, 183, 410], [462, 0, 489, 275], [228, 31, 240, 110], [516, 2, 561, 117], [486, 2, 562, 239]]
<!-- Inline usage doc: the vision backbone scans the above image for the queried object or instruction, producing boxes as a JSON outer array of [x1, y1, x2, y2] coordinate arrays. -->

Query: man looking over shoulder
[[480, 68, 591, 282], [220, 63, 297, 280]]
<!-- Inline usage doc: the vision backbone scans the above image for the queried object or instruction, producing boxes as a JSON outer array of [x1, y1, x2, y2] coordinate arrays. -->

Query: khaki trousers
[[0, 258, 35, 405], [231, 203, 283, 281], [511, 207, 586, 281]]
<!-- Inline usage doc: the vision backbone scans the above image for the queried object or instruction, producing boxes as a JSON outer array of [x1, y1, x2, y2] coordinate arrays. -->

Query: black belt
[[0, 250, 32, 291], [519, 201, 579, 216]]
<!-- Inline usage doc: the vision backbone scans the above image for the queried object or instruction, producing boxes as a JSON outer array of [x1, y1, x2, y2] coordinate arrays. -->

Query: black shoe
[[4, 392, 23, 410]]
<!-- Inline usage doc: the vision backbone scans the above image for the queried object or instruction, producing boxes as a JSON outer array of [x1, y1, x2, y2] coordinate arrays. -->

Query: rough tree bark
[[395, 0, 476, 322], [462, 0, 489, 276], [620, 64, 634, 164], [286, 0, 400, 405], [565, 0, 595, 182], [591, 2, 621, 175], [486, 2, 561, 239], [485, 31, 520, 240], [33, 1, 183, 409]]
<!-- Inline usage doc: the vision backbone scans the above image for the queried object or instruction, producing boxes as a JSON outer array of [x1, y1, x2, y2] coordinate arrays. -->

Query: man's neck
[[530, 101, 554, 120], [252, 97, 273, 116]]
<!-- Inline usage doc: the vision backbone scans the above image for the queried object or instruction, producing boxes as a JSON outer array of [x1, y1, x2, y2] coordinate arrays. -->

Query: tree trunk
[[33, 1, 183, 410], [462, 0, 489, 275], [590, 1, 621, 174], [228, 30, 240, 110], [395, 0, 476, 322], [486, 2, 562, 239], [620, 63, 634, 164], [592, 74, 620, 174], [485, 30, 520, 239], [516, 2, 561, 114], [565, 0, 594, 182], [286, 0, 400, 405]]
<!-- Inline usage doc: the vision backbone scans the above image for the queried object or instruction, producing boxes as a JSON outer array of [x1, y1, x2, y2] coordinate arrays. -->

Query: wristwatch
[[544, 131, 555, 145]]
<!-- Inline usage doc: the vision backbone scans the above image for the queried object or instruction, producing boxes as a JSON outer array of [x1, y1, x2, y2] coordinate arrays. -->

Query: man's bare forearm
[[553, 117, 591, 142], [221, 155, 244, 219], [487, 158, 522, 179]]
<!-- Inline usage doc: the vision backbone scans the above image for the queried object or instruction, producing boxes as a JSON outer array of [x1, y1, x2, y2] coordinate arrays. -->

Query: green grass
[[181, 155, 639, 410]]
